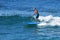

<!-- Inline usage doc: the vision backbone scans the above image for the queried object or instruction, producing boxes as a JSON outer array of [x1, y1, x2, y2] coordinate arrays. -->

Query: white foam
[[37, 15, 60, 27]]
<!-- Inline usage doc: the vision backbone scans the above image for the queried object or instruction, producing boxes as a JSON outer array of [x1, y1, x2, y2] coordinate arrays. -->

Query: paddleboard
[[27, 22, 40, 24]]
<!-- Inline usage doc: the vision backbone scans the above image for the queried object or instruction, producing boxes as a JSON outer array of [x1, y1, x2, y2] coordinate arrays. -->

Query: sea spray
[[37, 15, 60, 26]]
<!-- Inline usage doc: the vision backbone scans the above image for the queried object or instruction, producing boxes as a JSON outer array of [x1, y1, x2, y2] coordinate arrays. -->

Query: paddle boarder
[[33, 8, 39, 21]]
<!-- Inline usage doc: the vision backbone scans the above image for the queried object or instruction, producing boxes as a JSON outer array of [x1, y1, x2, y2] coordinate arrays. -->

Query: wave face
[[0, 15, 32, 25], [37, 15, 60, 27]]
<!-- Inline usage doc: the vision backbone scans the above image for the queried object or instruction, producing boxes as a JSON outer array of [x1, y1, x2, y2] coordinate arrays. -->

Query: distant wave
[[0, 10, 60, 17], [0, 10, 32, 17], [37, 15, 60, 27]]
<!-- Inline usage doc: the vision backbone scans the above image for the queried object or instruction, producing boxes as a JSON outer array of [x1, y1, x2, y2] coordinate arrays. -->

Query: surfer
[[33, 8, 39, 22]]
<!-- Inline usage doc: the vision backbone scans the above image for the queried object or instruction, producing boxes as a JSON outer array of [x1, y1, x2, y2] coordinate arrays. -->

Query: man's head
[[34, 8, 37, 10]]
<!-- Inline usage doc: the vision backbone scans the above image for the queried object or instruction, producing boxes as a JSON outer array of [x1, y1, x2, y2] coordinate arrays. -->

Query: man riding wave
[[33, 8, 39, 22]]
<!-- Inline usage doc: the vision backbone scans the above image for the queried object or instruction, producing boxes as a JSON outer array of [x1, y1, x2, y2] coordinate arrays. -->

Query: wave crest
[[37, 15, 60, 26]]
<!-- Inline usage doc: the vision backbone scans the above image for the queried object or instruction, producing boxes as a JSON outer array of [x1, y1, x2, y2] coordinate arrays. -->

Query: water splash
[[37, 15, 60, 26]]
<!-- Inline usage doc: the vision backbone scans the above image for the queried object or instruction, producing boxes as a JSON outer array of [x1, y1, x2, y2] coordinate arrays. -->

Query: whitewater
[[37, 15, 60, 27]]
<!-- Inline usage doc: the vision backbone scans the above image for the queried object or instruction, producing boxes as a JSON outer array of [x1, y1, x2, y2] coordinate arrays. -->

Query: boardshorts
[[33, 13, 39, 19]]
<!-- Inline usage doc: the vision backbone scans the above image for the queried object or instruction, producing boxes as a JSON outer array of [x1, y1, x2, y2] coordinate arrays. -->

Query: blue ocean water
[[0, 0, 60, 40]]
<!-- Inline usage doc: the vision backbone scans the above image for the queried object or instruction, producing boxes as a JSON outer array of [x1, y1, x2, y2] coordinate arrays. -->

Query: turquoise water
[[0, 0, 60, 40]]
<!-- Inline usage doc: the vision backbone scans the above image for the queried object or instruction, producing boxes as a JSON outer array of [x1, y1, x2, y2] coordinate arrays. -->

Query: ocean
[[0, 0, 60, 40]]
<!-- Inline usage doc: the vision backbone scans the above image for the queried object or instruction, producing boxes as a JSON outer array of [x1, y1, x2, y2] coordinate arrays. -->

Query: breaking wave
[[37, 15, 60, 27]]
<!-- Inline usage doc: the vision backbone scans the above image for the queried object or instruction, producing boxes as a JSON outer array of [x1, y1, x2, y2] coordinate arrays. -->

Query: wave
[[37, 15, 60, 27], [0, 15, 32, 25], [0, 10, 32, 17], [0, 10, 60, 17]]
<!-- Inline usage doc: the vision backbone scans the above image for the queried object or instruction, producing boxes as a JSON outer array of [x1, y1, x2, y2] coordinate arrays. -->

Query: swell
[[0, 15, 32, 25]]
